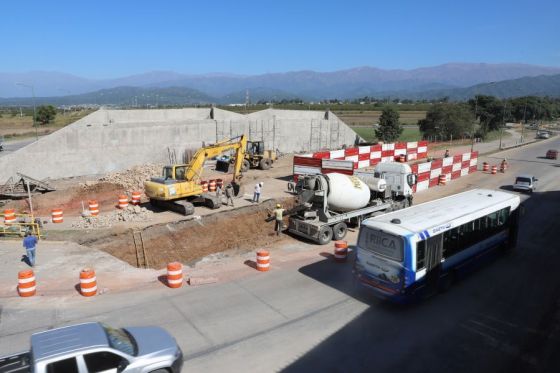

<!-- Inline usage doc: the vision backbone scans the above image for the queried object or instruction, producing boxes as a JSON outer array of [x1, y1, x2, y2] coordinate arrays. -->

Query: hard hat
[[276, 204, 281, 208]]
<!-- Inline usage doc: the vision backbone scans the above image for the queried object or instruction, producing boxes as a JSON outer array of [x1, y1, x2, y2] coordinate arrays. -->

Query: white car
[[513, 174, 538, 194]]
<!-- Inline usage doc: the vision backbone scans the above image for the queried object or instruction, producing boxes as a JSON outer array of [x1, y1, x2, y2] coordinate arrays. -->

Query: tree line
[[374, 96, 559, 142]]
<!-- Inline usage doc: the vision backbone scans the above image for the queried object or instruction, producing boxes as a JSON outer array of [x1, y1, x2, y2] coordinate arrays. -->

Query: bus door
[[425, 235, 443, 271], [421, 234, 444, 293]]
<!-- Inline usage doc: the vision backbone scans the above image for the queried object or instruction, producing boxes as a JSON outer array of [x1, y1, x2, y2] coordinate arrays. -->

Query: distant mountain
[[2, 63, 560, 98], [1, 70, 560, 106], [0, 86, 215, 106], [381, 74, 560, 100]]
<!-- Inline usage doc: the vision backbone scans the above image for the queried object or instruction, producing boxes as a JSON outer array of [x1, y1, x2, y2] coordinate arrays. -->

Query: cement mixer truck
[[288, 162, 416, 244]]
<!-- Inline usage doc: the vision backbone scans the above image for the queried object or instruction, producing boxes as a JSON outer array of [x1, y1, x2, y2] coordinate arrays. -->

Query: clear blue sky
[[1, 0, 559, 78]]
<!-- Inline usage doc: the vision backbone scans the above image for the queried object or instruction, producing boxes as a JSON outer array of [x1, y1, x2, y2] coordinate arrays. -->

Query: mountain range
[[1, 63, 560, 104]]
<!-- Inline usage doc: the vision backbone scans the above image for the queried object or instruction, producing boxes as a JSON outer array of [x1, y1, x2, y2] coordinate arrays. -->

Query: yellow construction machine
[[144, 135, 247, 215], [241, 140, 277, 171]]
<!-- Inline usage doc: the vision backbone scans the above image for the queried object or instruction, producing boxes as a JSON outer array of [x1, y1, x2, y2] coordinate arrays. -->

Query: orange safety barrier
[[201, 181, 209, 193], [18, 269, 36, 297], [334, 241, 348, 262], [131, 191, 142, 205], [79, 268, 97, 297], [216, 179, 224, 189], [88, 200, 99, 216], [208, 179, 217, 192], [438, 174, 447, 186], [167, 262, 183, 288], [118, 195, 129, 209], [482, 162, 489, 172], [51, 208, 63, 223], [4, 208, 16, 224], [256, 250, 270, 272], [491, 165, 497, 175]]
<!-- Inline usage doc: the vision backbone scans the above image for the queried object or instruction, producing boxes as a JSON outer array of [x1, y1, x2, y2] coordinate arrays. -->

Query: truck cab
[[372, 162, 416, 201]]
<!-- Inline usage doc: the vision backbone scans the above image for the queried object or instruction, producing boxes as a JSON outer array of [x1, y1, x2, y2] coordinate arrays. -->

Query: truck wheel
[[241, 160, 250, 172], [317, 225, 333, 245], [332, 222, 347, 241], [259, 158, 271, 170]]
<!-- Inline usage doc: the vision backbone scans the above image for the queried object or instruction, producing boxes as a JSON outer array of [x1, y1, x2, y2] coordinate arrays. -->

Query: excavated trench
[[82, 198, 295, 269]]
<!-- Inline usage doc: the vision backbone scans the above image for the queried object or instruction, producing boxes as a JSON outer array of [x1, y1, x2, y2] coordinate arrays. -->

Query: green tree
[[375, 107, 403, 142], [418, 103, 473, 140], [35, 105, 57, 125]]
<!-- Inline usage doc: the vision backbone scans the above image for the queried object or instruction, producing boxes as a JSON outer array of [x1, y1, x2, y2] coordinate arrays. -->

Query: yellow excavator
[[144, 135, 247, 215]]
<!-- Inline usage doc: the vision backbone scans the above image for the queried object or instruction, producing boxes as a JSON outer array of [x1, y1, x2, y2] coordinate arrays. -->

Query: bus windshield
[[358, 227, 404, 262]]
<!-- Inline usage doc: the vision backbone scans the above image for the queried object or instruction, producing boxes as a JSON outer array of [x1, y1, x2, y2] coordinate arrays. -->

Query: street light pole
[[471, 95, 479, 152], [521, 97, 528, 143], [16, 83, 38, 141], [499, 102, 507, 150]]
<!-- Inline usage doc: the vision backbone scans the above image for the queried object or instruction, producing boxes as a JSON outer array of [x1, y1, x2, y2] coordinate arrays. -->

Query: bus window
[[443, 228, 460, 258], [416, 241, 426, 270]]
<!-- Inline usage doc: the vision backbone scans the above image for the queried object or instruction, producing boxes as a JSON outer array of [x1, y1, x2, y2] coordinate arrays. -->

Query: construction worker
[[444, 149, 450, 158], [225, 183, 235, 207], [273, 203, 285, 236], [253, 182, 263, 203], [22, 231, 38, 267]]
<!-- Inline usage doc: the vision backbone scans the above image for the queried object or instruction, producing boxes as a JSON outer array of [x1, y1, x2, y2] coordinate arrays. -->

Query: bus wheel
[[332, 222, 348, 241], [439, 272, 454, 292], [317, 225, 333, 245]]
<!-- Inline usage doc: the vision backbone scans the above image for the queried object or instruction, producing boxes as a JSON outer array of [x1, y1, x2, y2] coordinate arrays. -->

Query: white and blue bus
[[354, 189, 521, 302]]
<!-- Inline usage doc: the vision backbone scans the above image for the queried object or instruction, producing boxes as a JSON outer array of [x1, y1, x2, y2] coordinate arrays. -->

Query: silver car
[[513, 174, 538, 194]]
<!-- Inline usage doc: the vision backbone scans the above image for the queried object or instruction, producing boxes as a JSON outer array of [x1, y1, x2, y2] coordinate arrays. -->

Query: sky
[[1, 0, 559, 78]]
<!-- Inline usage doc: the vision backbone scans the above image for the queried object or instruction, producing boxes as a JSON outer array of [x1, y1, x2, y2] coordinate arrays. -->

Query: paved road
[[0, 138, 558, 372], [0, 137, 37, 157]]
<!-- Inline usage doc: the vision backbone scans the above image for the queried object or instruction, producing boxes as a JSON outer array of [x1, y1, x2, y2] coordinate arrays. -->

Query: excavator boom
[[144, 135, 247, 216]]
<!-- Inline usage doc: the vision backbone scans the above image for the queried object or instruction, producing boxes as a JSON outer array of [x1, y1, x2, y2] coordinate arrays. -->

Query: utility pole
[[16, 83, 38, 141]]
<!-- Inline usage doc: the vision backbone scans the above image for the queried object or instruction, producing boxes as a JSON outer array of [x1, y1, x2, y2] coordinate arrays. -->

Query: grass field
[[0, 110, 94, 138], [335, 110, 426, 126], [353, 126, 422, 143]]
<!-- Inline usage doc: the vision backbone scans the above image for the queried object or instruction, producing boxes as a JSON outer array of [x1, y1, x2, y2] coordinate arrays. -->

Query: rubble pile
[[72, 205, 154, 229], [96, 164, 163, 191]]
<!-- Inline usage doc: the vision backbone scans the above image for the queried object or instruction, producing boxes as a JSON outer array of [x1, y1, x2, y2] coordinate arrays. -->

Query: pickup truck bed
[[0, 352, 31, 373]]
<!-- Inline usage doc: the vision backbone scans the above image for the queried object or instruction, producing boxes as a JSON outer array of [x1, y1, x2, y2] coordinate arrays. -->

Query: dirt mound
[[96, 164, 163, 191], [72, 205, 154, 229], [4, 182, 127, 216], [85, 198, 295, 269]]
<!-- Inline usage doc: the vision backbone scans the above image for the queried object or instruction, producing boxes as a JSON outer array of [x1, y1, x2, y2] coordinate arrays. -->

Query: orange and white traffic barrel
[[18, 269, 36, 297], [438, 174, 447, 186], [4, 209, 16, 224], [51, 208, 63, 223], [216, 179, 224, 189], [201, 181, 209, 193], [118, 195, 129, 209], [208, 180, 217, 192], [131, 191, 142, 205], [256, 250, 270, 272], [482, 162, 489, 172], [79, 268, 97, 297], [334, 241, 348, 262], [491, 165, 497, 175], [167, 262, 183, 288], [88, 200, 99, 216]]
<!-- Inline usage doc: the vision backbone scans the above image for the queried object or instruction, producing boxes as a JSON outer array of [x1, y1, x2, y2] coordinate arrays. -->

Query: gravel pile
[[72, 205, 154, 229], [96, 164, 163, 191]]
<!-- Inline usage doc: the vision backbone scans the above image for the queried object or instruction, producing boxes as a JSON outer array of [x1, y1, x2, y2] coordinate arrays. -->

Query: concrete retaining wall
[[0, 108, 358, 182]]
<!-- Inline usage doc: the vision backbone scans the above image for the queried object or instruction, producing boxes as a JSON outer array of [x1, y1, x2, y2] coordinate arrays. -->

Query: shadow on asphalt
[[287, 190, 560, 373]]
